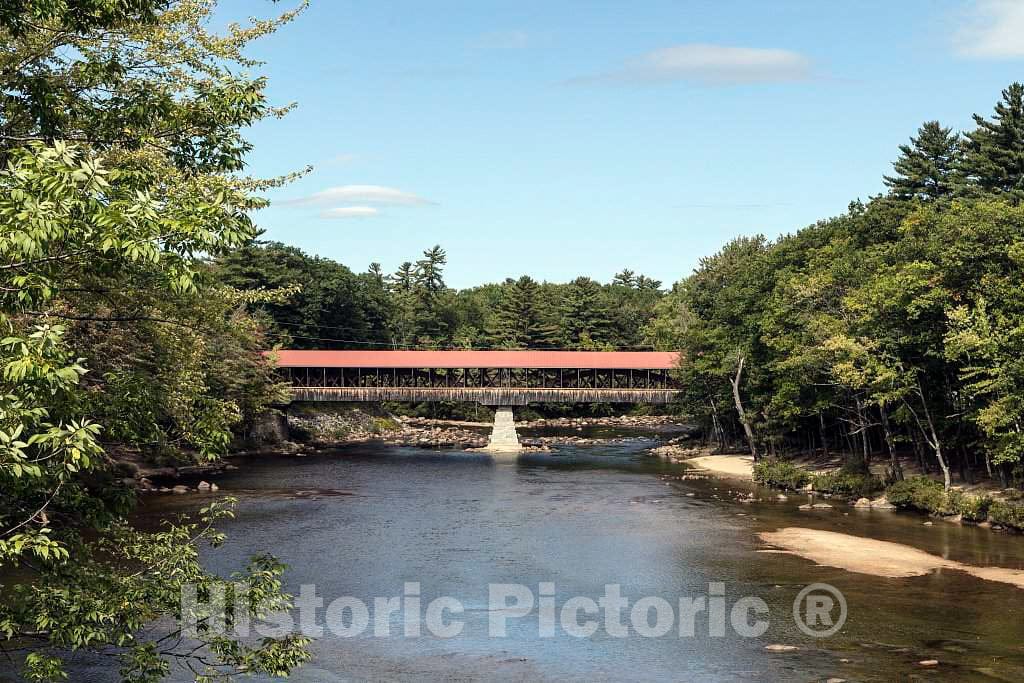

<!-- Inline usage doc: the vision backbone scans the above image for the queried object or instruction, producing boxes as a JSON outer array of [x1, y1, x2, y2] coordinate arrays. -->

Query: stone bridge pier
[[484, 406, 521, 452]]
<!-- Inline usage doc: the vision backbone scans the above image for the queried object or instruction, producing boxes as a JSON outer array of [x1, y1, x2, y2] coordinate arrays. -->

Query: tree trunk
[[818, 410, 829, 457], [855, 396, 870, 469], [878, 403, 902, 481], [730, 355, 759, 461], [709, 397, 726, 453], [912, 377, 951, 491]]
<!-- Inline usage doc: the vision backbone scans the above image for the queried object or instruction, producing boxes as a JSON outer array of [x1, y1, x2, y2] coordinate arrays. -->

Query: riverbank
[[651, 439, 1024, 538]]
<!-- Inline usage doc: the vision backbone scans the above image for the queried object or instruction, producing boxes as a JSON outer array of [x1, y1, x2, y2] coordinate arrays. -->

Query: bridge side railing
[[288, 386, 680, 405], [278, 367, 679, 391]]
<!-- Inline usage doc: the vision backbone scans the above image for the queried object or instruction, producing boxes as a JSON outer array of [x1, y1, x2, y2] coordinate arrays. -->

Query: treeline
[[652, 84, 1024, 490], [215, 242, 664, 351]]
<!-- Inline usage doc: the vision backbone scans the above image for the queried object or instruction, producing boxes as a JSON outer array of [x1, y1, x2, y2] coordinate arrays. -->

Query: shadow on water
[[81, 439, 1024, 682]]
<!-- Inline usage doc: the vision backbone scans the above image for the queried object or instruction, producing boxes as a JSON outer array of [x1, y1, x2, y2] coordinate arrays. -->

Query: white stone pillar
[[485, 406, 521, 451]]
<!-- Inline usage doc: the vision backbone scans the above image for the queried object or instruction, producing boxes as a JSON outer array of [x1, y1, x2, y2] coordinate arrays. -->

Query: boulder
[[171, 485, 190, 494], [196, 481, 211, 491], [853, 497, 872, 508], [869, 495, 896, 510], [249, 409, 289, 446]]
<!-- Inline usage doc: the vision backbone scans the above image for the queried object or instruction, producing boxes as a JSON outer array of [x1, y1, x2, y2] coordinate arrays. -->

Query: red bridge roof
[[271, 350, 679, 370]]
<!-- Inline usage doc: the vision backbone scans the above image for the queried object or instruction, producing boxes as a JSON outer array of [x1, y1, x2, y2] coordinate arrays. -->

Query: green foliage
[[884, 477, 948, 513], [884, 477, 1007, 523], [963, 83, 1024, 202], [219, 241, 665, 353], [883, 121, 963, 201], [811, 469, 884, 498], [948, 490, 992, 523], [486, 276, 557, 348], [0, 1, 310, 679], [987, 500, 1024, 530], [753, 459, 811, 490]]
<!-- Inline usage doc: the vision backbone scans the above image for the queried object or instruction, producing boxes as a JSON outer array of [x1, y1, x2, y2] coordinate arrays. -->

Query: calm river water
[[83, 431, 1024, 681]]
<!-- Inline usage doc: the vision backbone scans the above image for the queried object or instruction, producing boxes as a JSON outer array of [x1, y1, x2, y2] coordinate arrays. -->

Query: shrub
[[812, 469, 883, 498], [372, 417, 399, 433], [885, 476, 947, 514], [988, 501, 1024, 530], [951, 492, 992, 523], [753, 459, 811, 490]]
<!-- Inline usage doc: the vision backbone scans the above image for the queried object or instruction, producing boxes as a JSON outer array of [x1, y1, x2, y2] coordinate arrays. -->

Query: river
[[94, 430, 1024, 681]]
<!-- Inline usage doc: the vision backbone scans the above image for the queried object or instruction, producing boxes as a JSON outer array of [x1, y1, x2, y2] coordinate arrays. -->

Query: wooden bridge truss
[[281, 367, 680, 405]]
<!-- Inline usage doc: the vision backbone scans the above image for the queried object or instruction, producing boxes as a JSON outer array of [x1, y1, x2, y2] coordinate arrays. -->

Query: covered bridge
[[273, 350, 681, 405]]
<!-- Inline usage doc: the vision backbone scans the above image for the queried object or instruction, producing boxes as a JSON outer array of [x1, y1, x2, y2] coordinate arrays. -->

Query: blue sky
[[226, 0, 1024, 288]]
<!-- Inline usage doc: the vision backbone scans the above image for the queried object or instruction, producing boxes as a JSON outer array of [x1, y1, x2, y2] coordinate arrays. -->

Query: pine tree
[[367, 262, 385, 286], [415, 245, 447, 293], [558, 277, 612, 348], [389, 261, 415, 292], [883, 121, 963, 201], [963, 83, 1024, 201], [613, 268, 636, 287], [635, 274, 663, 290], [487, 276, 552, 347]]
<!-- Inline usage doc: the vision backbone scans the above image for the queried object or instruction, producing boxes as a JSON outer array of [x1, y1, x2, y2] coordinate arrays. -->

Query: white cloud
[[320, 152, 357, 167], [281, 185, 435, 207], [320, 206, 379, 219], [569, 44, 813, 86], [472, 30, 529, 49], [954, 0, 1024, 59]]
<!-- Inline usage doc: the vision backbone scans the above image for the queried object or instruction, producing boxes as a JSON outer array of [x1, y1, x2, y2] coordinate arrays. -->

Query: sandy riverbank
[[685, 454, 754, 479], [759, 527, 1024, 589]]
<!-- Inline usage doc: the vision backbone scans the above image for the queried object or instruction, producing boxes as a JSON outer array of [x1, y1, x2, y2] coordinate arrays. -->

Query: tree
[[963, 83, 1024, 202], [415, 245, 447, 294], [612, 269, 636, 287], [557, 277, 611, 349], [216, 241, 393, 349], [487, 276, 552, 348], [883, 121, 963, 201], [0, 2, 312, 680], [635, 274, 663, 290], [390, 261, 416, 292]]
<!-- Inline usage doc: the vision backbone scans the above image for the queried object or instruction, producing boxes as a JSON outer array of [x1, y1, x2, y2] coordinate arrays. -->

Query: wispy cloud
[[954, 0, 1024, 59], [280, 185, 435, 207], [568, 44, 814, 86], [472, 30, 529, 49], [319, 152, 357, 167], [320, 206, 379, 219]]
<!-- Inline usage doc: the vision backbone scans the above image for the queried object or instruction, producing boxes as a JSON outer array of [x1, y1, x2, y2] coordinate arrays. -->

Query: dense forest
[[215, 242, 664, 351]]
